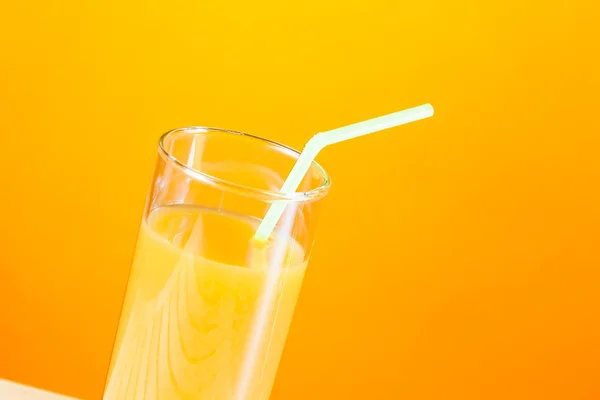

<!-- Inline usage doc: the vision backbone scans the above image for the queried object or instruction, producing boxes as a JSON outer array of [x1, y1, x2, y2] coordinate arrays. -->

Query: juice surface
[[104, 205, 306, 400]]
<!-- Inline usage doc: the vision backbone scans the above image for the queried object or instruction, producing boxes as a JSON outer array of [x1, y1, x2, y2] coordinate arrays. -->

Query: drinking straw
[[254, 103, 434, 242]]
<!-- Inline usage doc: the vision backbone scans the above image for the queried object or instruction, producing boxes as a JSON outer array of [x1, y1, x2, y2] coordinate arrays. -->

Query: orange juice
[[104, 205, 306, 400]]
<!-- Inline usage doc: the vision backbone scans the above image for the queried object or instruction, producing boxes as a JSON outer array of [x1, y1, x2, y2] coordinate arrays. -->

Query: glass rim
[[158, 126, 331, 202]]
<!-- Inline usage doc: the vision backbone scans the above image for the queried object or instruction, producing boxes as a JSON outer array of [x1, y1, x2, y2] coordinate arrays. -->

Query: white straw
[[254, 103, 434, 242]]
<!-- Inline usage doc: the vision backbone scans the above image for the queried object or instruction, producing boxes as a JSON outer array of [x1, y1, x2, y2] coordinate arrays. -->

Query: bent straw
[[254, 103, 434, 242]]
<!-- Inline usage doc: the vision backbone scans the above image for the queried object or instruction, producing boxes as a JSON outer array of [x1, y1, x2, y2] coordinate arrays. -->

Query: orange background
[[1, 0, 599, 399]]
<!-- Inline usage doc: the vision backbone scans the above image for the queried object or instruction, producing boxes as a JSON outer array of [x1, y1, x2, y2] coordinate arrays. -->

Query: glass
[[103, 127, 330, 400]]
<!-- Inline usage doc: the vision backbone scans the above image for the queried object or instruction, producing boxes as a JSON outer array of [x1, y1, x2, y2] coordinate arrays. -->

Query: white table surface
[[0, 380, 77, 399]]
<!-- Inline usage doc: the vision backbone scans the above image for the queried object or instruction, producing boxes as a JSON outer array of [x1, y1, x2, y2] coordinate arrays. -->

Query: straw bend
[[254, 103, 434, 242]]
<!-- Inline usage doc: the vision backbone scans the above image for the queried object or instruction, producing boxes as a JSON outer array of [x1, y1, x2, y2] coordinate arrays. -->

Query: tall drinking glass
[[103, 127, 330, 400]]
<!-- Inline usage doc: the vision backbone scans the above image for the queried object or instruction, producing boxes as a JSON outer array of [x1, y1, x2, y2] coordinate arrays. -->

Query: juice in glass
[[103, 128, 329, 400]]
